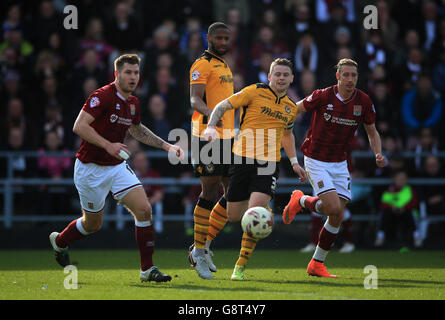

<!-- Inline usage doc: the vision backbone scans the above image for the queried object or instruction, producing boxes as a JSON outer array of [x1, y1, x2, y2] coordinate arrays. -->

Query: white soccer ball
[[241, 206, 274, 239]]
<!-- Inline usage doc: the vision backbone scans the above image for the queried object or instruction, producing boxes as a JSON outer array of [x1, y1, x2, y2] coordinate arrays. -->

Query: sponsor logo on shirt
[[261, 106, 289, 123]]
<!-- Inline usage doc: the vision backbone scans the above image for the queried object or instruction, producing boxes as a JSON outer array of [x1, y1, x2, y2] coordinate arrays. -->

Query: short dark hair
[[208, 22, 230, 35], [114, 53, 141, 71], [269, 58, 293, 74]]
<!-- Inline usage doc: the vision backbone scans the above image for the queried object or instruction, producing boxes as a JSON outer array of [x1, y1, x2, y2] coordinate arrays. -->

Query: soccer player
[[188, 22, 235, 280], [203, 58, 307, 280], [282, 58, 387, 277], [49, 54, 184, 282]]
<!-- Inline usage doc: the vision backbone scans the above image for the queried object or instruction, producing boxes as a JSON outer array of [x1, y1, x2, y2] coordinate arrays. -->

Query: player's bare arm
[[364, 123, 387, 168], [190, 83, 223, 127], [129, 123, 184, 159], [73, 110, 128, 160], [208, 99, 233, 127], [281, 129, 307, 182], [296, 100, 307, 113], [203, 99, 233, 142]]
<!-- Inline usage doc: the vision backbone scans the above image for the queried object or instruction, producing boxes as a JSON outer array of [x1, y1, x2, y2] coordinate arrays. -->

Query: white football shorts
[[74, 158, 142, 213], [304, 156, 352, 202]]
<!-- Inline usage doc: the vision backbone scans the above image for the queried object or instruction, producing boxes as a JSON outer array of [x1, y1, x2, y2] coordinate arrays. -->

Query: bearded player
[[282, 58, 387, 277], [49, 54, 184, 282]]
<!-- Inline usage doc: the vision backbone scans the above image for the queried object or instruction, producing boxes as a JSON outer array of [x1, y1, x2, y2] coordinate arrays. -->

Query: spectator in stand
[[293, 30, 319, 74], [432, 47, 445, 94], [371, 80, 401, 138], [247, 49, 274, 84], [413, 127, 439, 171], [0, 26, 33, 64], [395, 47, 425, 95], [250, 25, 291, 67], [78, 17, 114, 66], [130, 150, 164, 206], [364, 30, 387, 72], [401, 73, 443, 138], [418, 155, 445, 215], [106, 1, 143, 52], [70, 48, 108, 97], [374, 170, 419, 250], [285, 3, 314, 53], [181, 30, 206, 67], [374, 0, 399, 52], [37, 130, 73, 214], [1, 97, 36, 149], [393, 29, 420, 69], [142, 94, 172, 143], [28, 0, 63, 52], [0, 127, 36, 178], [420, 0, 439, 52], [149, 67, 185, 127]]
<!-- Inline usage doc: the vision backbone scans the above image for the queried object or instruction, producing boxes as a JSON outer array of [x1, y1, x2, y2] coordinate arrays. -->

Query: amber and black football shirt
[[190, 50, 234, 139], [227, 83, 299, 162]]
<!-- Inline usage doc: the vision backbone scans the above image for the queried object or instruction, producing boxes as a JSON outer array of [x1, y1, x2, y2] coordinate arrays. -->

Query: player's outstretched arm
[[282, 129, 307, 182], [203, 99, 233, 141], [364, 123, 387, 168], [73, 110, 128, 159], [128, 123, 184, 159]]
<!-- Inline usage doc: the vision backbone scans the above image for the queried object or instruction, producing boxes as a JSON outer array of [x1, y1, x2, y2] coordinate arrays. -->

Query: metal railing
[[1, 151, 445, 231]]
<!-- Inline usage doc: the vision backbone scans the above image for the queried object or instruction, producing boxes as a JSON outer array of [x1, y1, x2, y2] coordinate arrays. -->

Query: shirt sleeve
[[363, 96, 376, 125], [227, 85, 255, 109], [302, 89, 324, 112], [190, 59, 211, 85], [82, 90, 108, 119], [132, 98, 141, 125]]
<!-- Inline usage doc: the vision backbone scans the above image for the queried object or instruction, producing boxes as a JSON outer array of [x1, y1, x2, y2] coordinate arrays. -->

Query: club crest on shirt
[[284, 105, 291, 114], [191, 70, 200, 81], [90, 97, 100, 108], [130, 104, 135, 115], [353, 105, 362, 116], [324, 112, 331, 121], [110, 114, 118, 123]]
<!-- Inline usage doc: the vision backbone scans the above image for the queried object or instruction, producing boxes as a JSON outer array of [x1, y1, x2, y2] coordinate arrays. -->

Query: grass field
[[0, 249, 444, 300]]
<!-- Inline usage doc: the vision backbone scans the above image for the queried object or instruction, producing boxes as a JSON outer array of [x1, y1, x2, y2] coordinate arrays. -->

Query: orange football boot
[[282, 190, 304, 224], [307, 259, 338, 278]]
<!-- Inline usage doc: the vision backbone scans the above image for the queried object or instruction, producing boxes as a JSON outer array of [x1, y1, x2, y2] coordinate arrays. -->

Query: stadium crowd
[[0, 0, 444, 248]]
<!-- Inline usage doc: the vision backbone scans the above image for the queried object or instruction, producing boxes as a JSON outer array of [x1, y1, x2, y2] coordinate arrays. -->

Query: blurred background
[[0, 0, 444, 251]]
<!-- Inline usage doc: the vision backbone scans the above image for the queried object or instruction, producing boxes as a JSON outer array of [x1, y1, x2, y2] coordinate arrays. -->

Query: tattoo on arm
[[129, 123, 165, 149], [208, 99, 233, 127]]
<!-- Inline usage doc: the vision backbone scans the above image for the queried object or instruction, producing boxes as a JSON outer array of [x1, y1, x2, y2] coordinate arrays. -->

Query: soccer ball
[[241, 206, 274, 239]]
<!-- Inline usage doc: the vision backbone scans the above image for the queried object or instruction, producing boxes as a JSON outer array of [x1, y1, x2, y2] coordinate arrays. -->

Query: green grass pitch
[[0, 249, 444, 300]]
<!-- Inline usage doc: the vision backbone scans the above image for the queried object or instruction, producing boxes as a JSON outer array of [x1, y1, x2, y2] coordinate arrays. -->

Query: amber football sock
[[193, 197, 214, 249], [206, 196, 228, 244], [235, 233, 258, 267]]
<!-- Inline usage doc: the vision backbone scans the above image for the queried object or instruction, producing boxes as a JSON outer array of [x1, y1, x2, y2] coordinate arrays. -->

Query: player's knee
[[132, 202, 153, 221], [84, 220, 102, 233], [325, 201, 343, 218], [200, 183, 220, 202]]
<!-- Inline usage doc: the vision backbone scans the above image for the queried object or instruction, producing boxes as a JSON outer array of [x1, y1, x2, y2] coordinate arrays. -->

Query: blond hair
[[336, 58, 358, 73]]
